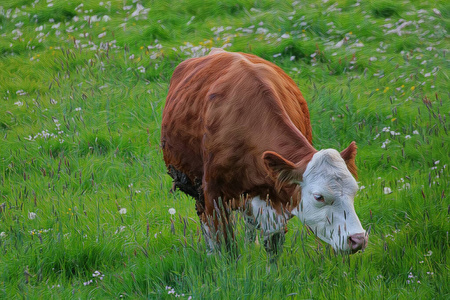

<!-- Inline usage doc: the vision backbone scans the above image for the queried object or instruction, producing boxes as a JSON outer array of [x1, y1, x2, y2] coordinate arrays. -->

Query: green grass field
[[0, 0, 449, 298]]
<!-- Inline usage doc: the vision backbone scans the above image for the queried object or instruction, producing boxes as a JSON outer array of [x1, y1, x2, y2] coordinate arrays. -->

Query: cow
[[161, 48, 368, 256]]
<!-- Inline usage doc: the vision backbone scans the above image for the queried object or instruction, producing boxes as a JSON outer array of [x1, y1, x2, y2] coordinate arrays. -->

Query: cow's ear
[[341, 141, 358, 179], [262, 151, 304, 191]]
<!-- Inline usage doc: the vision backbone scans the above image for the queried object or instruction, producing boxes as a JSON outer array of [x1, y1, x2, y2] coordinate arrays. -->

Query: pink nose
[[348, 232, 368, 253]]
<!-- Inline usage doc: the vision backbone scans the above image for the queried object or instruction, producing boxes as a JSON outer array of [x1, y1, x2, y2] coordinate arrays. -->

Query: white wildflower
[[28, 212, 37, 220], [424, 250, 433, 256], [256, 27, 268, 34], [119, 208, 127, 215], [168, 208, 176, 215], [115, 226, 126, 234], [383, 187, 392, 194], [83, 279, 93, 286], [92, 271, 101, 277], [0, 232, 6, 238], [334, 38, 346, 48], [91, 270, 105, 280], [386, 20, 412, 36], [381, 139, 390, 149], [131, 4, 150, 18], [186, 16, 195, 26]]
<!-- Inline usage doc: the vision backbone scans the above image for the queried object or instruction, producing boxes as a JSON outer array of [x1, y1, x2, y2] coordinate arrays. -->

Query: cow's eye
[[313, 194, 324, 202]]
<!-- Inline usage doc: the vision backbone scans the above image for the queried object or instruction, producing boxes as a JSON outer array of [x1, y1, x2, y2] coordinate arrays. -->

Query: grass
[[0, 0, 449, 298]]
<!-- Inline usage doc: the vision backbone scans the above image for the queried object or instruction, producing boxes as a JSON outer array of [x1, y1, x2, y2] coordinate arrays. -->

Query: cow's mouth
[[305, 225, 368, 254]]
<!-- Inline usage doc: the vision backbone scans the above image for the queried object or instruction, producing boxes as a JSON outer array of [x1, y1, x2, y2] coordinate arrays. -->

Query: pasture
[[0, 0, 448, 298]]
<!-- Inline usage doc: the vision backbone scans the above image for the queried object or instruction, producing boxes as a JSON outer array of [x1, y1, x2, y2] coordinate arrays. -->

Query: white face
[[291, 149, 365, 253]]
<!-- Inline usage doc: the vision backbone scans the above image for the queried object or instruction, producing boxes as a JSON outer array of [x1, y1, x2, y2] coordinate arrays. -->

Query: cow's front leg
[[244, 214, 257, 243], [263, 231, 285, 259], [250, 196, 287, 259], [243, 198, 257, 243]]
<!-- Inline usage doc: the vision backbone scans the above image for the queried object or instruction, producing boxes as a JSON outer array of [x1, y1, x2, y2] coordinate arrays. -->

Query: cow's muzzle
[[348, 232, 368, 254]]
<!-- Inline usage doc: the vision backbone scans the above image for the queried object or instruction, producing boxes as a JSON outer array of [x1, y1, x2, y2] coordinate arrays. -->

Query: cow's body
[[161, 49, 367, 255]]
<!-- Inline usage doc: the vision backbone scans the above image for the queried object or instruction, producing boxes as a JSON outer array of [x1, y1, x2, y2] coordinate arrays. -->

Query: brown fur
[[340, 141, 358, 180], [161, 50, 356, 233]]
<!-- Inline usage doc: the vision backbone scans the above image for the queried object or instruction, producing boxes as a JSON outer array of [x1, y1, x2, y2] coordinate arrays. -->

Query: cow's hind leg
[[201, 201, 234, 254], [201, 185, 236, 254], [200, 212, 220, 254]]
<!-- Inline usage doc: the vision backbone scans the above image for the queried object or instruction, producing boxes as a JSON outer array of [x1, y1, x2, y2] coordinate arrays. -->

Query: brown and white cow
[[161, 48, 368, 255]]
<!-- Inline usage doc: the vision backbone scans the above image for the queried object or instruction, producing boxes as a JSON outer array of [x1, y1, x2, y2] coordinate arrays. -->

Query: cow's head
[[263, 142, 368, 254]]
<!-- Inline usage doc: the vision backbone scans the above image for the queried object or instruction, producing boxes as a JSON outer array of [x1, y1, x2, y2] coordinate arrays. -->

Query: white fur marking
[[291, 149, 365, 252], [250, 196, 287, 236]]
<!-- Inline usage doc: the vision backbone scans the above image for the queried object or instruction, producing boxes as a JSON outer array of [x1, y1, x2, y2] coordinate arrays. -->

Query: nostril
[[348, 233, 368, 253]]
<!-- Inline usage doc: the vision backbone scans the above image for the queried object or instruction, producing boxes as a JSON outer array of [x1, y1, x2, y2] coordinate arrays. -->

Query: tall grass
[[0, 0, 448, 298]]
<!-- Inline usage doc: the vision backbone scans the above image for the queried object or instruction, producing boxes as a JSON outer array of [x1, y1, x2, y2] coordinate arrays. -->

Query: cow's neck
[[268, 118, 316, 165]]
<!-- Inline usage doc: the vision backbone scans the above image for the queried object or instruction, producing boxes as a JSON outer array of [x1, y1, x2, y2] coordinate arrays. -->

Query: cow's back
[[161, 52, 237, 182], [161, 50, 312, 201]]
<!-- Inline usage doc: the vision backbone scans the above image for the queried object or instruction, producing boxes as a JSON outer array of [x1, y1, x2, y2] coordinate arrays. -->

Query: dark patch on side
[[168, 165, 204, 216]]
